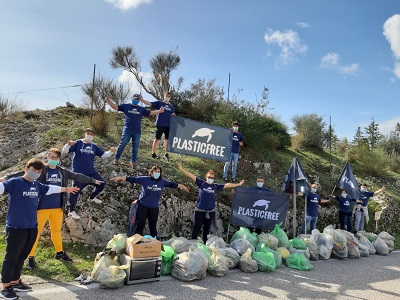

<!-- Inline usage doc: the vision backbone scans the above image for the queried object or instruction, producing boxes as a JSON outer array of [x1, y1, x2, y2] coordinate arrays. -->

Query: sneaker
[[26, 257, 36, 270], [112, 159, 119, 165], [55, 251, 73, 262], [11, 279, 32, 292], [231, 178, 236, 183], [68, 211, 81, 220], [223, 177, 228, 182], [0, 286, 18, 299], [164, 153, 169, 161], [89, 197, 102, 204], [151, 153, 160, 159]]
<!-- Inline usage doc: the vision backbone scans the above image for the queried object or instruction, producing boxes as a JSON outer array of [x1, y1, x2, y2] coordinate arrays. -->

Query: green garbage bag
[[270, 223, 290, 249], [290, 238, 307, 250], [252, 251, 276, 272], [161, 245, 176, 275], [197, 242, 212, 259], [256, 242, 282, 268], [285, 253, 313, 271], [230, 227, 258, 248]]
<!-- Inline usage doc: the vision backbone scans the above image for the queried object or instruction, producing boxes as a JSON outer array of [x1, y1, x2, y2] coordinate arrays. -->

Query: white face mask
[[233, 126, 239, 131], [206, 178, 214, 185], [256, 182, 264, 188], [164, 97, 170, 103], [27, 169, 41, 181], [360, 188, 367, 193], [85, 134, 94, 142]]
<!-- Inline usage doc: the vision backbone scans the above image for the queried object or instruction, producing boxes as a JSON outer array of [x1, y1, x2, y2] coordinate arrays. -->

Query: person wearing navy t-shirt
[[62, 128, 116, 219], [140, 91, 176, 161], [178, 163, 244, 243], [105, 94, 164, 168], [332, 191, 355, 232], [111, 165, 189, 238], [223, 121, 244, 183], [354, 184, 385, 233], [248, 176, 273, 234], [0, 158, 79, 299], [300, 183, 330, 234]]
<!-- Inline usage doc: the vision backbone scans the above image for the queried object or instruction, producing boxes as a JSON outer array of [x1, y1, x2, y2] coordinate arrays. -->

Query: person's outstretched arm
[[178, 163, 196, 182], [223, 180, 245, 189], [374, 186, 386, 195], [105, 96, 119, 110]]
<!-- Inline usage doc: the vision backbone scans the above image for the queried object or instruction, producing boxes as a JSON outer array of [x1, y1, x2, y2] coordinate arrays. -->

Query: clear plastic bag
[[270, 222, 290, 249], [171, 247, 208, 281], [239, 248, 258, 273], [91, 253, 120, 281], [286, 253, 313, 271], [171, 237, 194, 254], [257, 233, 279, 250], [252, 251, 276, 272], [207, 248, 229, 277], [230, 237, 255, 255], [97, 265, 129, 289], [106, 234, 127, 254]]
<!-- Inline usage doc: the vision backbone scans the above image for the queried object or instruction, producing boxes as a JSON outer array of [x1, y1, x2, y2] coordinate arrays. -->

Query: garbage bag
[[163, 237, 176, 246], [303, 237, 319, 261], [323, 226, 347, 259], [372, 237, 390, 256], [256, 243, 282, 268], [206, 235, 226, 249], [378, 232, 395, 252], [239, 248, 258, 273], [286, 253, 313, 271], [230, 227, 258, 248], [171, 237, 194, 254], [97, 265, 129, 289], [358, 235, 376, 255], [337, 230, 360, 259], [196, 243, 212, 259], [207, 248, 229, 277], [252, 251, 276, 272], [230, 237, 255, 255], [224, 247, 240, 269], [359, 231, 378, 243], [106, 234, 127, 254], [270, 222, 290, 249], [171, 247, 208, 281], [258, 233, 279, 250], [289, 246, 310, 260], [358, 243, 369, 257], [277, 247, 290, 260], [161, 245, 176, 275], [91, 253, 120, 281], [290, 238, 307, 250]]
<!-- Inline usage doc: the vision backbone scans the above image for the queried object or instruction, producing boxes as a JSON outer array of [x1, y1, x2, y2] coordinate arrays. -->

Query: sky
[[1, 0, 400, 140]]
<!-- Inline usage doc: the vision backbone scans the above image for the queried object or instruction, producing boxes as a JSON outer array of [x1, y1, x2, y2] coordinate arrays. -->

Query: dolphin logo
[[253, 199, 270, 210], [192, 128, 215, 142]]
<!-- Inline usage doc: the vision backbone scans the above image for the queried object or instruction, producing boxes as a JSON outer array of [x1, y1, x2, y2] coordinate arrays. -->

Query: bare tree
[[110, 46, 181, 100], [0, 94, 25, 116]]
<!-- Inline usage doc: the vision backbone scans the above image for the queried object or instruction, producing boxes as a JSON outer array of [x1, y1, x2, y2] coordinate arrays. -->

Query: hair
[[48, 147, 61, 158], [361, 183, 368, 187], [232, 121, 239, 126], [256, 176, 264, 180], [205, 170, 215, 177], [26, 158, 44, 171], [148, 165, 162, 179], [165, 91, 171, 96]]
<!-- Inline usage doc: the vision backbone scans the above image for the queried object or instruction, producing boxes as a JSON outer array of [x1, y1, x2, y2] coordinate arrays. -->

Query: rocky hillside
[[1, 107, 399, 246]]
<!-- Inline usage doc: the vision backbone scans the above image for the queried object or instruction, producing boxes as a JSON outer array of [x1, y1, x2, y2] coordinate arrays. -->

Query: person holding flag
[[248, 176, 272, 234], [300, 183, 330, 234], [354, 184, 385, 233]]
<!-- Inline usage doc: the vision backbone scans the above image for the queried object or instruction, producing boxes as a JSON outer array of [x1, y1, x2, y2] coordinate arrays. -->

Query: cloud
[[105, 0, 152, 10], [296, 22, 310, 28], [378, 116, 400, 136], [383, 14, 400, 78], [264, 28, 308, 65], [321, 52, 359, 75], [118, 70, 157, 101]]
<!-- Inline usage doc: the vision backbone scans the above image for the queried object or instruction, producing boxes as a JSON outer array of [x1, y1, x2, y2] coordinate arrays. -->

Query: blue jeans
[[354, 209, 365, 232], [301, 215, 318, 234], [115, 127, 141, 162], [223, 152, 239, 179]]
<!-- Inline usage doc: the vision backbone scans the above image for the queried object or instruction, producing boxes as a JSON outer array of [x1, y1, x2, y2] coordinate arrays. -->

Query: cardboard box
[[126, 234, 163, 258], [119, 253, 161, 285]]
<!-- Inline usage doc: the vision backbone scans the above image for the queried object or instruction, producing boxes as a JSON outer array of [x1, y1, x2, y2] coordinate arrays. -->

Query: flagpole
[[304, 186, 307, 235], [292, 157, 297, 238]]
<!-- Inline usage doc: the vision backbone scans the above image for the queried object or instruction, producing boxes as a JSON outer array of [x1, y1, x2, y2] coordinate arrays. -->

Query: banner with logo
[[335, 162, 360, 199], [167, 116, 232, 162], [229, 187, 290, 230]]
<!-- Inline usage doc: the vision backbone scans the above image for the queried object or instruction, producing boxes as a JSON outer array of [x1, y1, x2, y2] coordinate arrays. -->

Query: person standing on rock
[[1, 147, 103, 270], [110, 165, 189, 238], [0, 158, 79, 300], [61, 128, 116, 220], [104, 94, 164, 168], [353, 184, 385, 233], [139, 91, 176, 161], [178, 163, 244, 243], [222, 121, 244, 183]]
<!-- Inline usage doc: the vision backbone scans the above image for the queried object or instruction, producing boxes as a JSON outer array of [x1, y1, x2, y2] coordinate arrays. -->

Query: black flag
[[282, 157, 309, 195], [335, 162, 360, 199]]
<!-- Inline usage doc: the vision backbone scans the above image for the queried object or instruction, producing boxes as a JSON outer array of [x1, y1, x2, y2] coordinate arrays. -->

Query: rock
[[66, 102, 75, 108]]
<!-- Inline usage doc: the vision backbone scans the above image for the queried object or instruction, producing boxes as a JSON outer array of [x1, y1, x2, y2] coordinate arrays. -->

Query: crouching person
[[0, 158, 79, 299]]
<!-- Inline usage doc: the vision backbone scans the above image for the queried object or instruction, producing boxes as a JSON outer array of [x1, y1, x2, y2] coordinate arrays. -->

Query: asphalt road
[[19, 251, 400, 300]]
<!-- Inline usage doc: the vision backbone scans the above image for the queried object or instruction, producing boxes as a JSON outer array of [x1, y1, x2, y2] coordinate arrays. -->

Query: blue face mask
[[311, 188, 317, 193], [48, 159, 60, 167], [341, 193, 347, 198], [153, 172, 160, 179], [256, 182, 263, 188], [132, 99, 139, 105]]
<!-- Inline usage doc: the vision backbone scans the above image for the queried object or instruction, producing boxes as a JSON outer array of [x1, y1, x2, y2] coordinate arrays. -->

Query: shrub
[[90, 111, 110, 137]]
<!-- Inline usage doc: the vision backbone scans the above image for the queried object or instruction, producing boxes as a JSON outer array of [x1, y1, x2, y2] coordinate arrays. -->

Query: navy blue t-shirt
[[335, 196, 353, 213], [306, 192, 321, 217], [126, 176, 178, 208], [195, 178, 224, 210], [2, 177, 50, 228], [358, 191, 374, 206], [151, 101, 175, 127], [38, 168, 62, 210], [69, 140, 105, 174], [231, 132, 244, 154], [118, 104, 151, 132]]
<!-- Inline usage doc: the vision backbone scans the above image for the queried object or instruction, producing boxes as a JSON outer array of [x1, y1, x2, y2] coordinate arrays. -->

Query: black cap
[[85, 127, 95, 134], [132, 94, 140, 99]]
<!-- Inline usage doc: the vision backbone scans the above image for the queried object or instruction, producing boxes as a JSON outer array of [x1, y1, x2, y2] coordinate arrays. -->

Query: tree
[[110, 46, 181, 100], [292, 114, 326, 150], [0, 95, 25, 116], [365, 116, 382, 149], [352, 126, 368, 146]]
